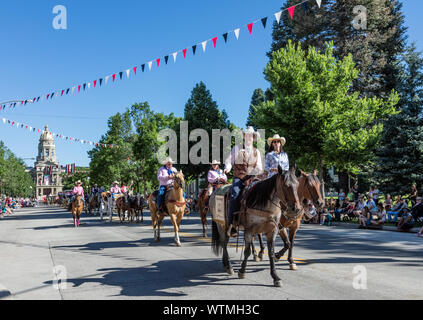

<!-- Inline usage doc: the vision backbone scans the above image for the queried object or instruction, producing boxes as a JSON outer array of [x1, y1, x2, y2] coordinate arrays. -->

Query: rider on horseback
[[224, 127, 263, 237], [110, 181, 121, 200], [207, 160, 228, 196], [157, 157, 178, 213], [91, 184, 100, 196], [265, 134, 289, 178], [69, 181, 85, 210]]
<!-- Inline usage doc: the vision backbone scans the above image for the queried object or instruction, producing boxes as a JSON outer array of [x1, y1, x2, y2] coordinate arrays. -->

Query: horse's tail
[[211, 221, 222, 256]]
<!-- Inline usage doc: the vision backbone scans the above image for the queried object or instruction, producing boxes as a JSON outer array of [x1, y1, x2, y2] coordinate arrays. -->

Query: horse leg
[[222, 232, 234, 275], [251, 236, 259, 262], [275, 227, 290, 262], [140, 209, 143, 223], [201, 208, 208, 238], [157, 215, 164, 243], [257, 233, 266, 261], [170, 213, 181, 247], [238, 231, 253, 279], [287, 226, 299, 271], [266, 229, 282, 287]]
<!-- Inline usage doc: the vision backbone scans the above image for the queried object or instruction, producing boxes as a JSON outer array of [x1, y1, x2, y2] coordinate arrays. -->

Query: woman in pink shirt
[[70, 181, 85, 207], [207, 160, 227, 195], [110, 181, 121, 199]]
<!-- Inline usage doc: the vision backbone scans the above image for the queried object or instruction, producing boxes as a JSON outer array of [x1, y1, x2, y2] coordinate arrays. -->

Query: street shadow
[[44, 259, 267, 297]]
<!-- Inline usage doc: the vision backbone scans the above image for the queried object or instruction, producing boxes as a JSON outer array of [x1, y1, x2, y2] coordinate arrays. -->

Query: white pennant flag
[[275, 11, 282, 24], [316, 0, 322, 8], [16, 122, 20, 127], [148, 61, 153, 70], [172, 52, 178, 62], [29, 126, 32, 131], [88, 82, 91, 89], [234, 28, 240, 40], [72, 86, 76, 94], [2, 118, 5, 124], [81, 140, 84, 144], [202, 40, 208, 52], [105, 75, 110, 84], [126, 69, 130, 78]]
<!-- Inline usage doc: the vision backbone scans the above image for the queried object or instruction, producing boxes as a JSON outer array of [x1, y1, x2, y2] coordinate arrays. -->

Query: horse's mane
[[246, 171, 296, 209]]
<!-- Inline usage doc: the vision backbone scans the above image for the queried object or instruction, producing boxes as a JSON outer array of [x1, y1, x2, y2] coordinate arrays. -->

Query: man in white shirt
[[223, 127, 263, 236]]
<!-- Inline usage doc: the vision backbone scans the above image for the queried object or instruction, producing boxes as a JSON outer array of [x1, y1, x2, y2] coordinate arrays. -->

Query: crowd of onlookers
[[306, 184, 423, 237], [0, 197, 36, 218]]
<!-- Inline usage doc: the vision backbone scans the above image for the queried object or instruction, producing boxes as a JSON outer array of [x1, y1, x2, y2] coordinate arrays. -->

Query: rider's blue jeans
[[157, 186, 167, 209], [228, 178, 245, 226]]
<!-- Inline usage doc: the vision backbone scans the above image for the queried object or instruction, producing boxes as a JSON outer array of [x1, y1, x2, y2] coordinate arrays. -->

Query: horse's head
[[299, 170, 324, 209], [277, 166, 302, 216], [174, 171, 185, 190]]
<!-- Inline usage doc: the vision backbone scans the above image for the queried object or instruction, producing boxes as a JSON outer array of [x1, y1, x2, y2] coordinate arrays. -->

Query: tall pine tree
[[373, 43, 423, 195]]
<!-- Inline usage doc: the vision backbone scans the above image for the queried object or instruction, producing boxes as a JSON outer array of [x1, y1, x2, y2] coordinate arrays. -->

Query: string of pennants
[[0, 0, 328, 112], [1, 117, 119, 149]]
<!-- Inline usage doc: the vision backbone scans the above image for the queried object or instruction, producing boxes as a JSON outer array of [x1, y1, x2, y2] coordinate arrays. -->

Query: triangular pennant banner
[[141, 64, 145, 72], [202, 41, 207, 52], [165, 56, 169, 64], [192, 45, 197, 55], [182, 48, 187, 58], [172, 52, 178, 62], [148, 61, 153, 70], [119, 72, 123, 80], [156, 58, 161, 67], [133, 66, 137, 75], [316, 0, 322, 8], [275, 11, 282, 24], [126, 69, 130, 78], [234, 28, 240, 40], [261, 17, 268, 29], [288, 6, 296, 20], [212, 37, 217, 48], [223, 33, 228, 43], [302, 2, 308, 12], [247, 23, 254, 34]]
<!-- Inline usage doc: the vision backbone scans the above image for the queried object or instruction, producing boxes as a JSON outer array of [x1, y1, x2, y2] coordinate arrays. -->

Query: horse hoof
[[274, 254, 281, 262], [203, 233, 208, 238], [226, 268, 234, 275], [175, 242, 182, 247], [154, 238, 160, 243], [258, 254, 264, 261], [290, 264, 298, 271], [274, 280, 282, 287], [254, 256, 260, 263], [238, 272, 246, 279]]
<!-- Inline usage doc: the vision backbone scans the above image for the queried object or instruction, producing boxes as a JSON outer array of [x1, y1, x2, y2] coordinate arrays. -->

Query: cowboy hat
[[211, 160, 221, 165], [267, 134, 286, 147], [75, 180, 82, 185], [162, 157, 174, 165], [113, 181, 119, 185], [243, 126, 260, 139]]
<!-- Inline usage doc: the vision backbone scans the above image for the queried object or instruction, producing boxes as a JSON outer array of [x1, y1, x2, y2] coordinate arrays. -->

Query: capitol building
[[30, 125, 64, 199]]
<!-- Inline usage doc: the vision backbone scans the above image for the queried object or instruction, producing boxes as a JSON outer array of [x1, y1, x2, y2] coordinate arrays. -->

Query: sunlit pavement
[[0, 206, 422, 300]]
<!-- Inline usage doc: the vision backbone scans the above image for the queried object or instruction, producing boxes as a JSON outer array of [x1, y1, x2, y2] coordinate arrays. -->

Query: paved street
[[0, 206, 422, 300]]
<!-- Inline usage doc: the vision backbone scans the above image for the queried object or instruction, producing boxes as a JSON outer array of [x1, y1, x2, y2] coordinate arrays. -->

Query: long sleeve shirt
[[224, 144, 263, 175], [110, 186, 121, 194], [265, 151, 289, 178], [72, 186, 84, 198], [157, 166, 178, 186], [208, 169, 227, 184]]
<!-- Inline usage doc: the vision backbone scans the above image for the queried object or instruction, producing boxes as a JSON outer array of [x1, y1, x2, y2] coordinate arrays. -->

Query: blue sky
[[0, 0, 422, 167]]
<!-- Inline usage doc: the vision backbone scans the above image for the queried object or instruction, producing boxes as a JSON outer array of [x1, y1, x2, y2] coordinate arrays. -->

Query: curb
[[323, 221, 420, 234]]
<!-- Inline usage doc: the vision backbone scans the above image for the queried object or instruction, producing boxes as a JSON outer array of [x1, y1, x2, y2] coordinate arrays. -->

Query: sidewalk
[[322, 221, 421, 234]]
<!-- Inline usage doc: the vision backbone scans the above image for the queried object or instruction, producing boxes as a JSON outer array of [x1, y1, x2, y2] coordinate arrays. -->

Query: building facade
[[31, 125, 64, 199]]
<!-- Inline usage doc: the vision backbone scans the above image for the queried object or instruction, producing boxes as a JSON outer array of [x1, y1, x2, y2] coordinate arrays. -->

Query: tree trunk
[[318, 160, 326, 199]]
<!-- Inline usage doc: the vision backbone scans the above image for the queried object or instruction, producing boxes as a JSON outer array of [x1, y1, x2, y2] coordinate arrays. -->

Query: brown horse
[[274, 170, 324, 270], [211, 166, 302, 287], [148, 171, 186, 247], [116, 194, 132, 223], [71, 195, 84, 228]]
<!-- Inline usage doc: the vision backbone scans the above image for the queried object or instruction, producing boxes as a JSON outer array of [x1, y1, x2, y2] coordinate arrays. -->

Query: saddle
[[151, 186, 175, 214]]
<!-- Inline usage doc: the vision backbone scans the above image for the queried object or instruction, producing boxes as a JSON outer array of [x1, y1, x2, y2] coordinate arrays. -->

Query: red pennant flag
[[78, 85, 81, 92], [37, 129, 40, 133], [183, 48, 187, 58], [288, 6, 296, 19], [46, 94, 50, 100], [112, 74, 116, 82], [61, 90, 64, 96], [156, 58, 161, 67], [94, 80, 97, 88], [247, 23, 254, 34], [133, 67, 137, 75], [212, 37, 217, 48], [25, 125, 28, 129], [11, 122, 14, 125]]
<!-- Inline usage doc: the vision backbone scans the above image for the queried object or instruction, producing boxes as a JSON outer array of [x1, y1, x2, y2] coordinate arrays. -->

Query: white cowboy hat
[[267, 134, 286, 147], [113, 181, 119, 185], [162, 157, 174, 165], [211, 160, 221, 165], [75, 180, 82, 185], [243, 126, 260, 139]]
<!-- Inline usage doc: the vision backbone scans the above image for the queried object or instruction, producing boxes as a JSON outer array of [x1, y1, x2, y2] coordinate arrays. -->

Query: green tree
[[178, 82, 232, 181], [373, 43, 423, 195], [246, 89, 266, 129], [130, 102, 182, 193], [88, 112, 136, 189], [252, 42, 399, 190]]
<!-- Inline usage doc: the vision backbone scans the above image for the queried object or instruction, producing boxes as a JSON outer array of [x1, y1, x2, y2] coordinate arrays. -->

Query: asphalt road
[[0, 206, 422, 300]]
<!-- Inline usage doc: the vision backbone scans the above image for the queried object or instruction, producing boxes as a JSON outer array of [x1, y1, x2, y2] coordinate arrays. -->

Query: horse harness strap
[[167, 200, 186, 207]]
